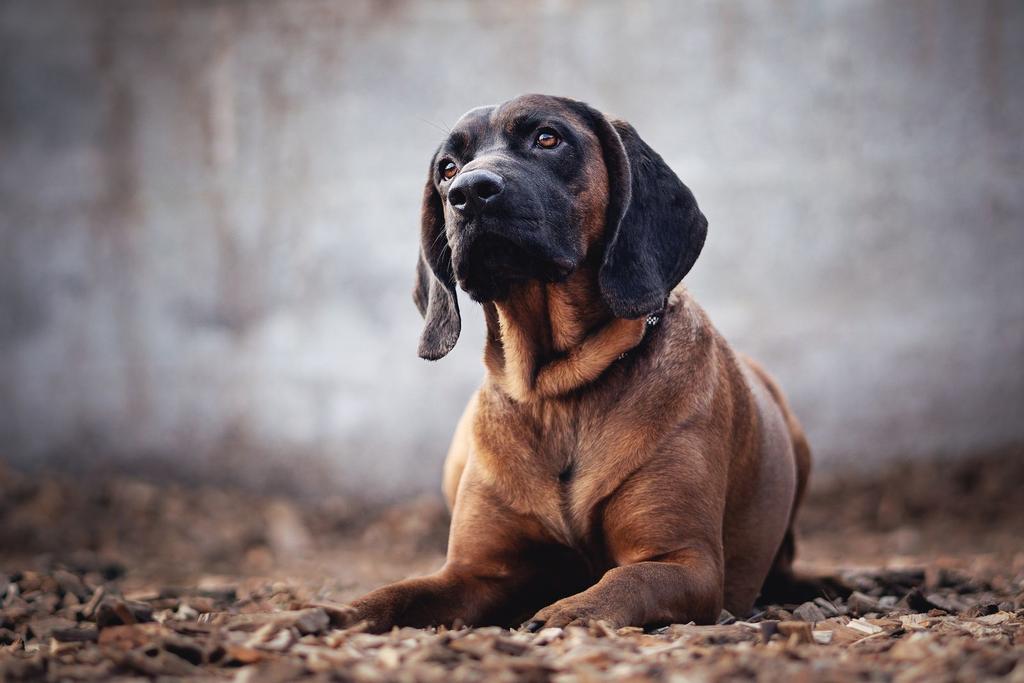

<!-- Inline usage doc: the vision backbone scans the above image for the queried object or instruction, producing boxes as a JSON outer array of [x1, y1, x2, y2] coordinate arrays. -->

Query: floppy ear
[[580, 109, 708, 319], [412, 171, 461, 360]]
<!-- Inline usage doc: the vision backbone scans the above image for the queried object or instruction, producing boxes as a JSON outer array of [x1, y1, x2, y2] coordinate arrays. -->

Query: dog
[[346, 94, 812, 632]]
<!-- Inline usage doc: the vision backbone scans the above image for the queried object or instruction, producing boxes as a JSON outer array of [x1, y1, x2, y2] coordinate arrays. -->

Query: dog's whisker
[[415, 116, 452, 136]]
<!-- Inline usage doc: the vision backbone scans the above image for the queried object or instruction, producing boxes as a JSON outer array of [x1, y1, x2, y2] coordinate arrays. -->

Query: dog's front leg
[[524, 548, 723, 630], [346, 474, 557, 632], [526, 459, 727, 630], [346, 564, 520, 632]]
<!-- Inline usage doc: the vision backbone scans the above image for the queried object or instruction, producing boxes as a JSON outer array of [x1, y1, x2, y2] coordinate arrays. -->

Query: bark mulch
[[2, 449, 1022, 682]]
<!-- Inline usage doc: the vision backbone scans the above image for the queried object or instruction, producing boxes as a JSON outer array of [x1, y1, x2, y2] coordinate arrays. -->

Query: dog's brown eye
[[536, 130, 560, 149], [441, 161, 458, 180]]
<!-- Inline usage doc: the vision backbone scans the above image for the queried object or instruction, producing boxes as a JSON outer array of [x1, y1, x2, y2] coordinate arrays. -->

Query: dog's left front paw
[[523, 596, 624, 631]]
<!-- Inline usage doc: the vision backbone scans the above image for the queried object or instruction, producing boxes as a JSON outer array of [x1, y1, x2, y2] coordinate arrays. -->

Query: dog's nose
[[447, 169, 505, 214]]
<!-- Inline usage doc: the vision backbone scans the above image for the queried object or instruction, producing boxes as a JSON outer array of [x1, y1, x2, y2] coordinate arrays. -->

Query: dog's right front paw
[[305, 601, 361, 629], [340, 593, 410, 633]]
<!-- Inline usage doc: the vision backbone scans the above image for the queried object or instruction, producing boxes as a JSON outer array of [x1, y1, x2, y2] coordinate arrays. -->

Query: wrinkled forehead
[[442, 95, 589, 155]]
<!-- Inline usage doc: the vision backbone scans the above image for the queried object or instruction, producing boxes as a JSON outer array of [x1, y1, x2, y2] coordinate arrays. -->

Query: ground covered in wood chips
[[2, 449, 1022, 682]]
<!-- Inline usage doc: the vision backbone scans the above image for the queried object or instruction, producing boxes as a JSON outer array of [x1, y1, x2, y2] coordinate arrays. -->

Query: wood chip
[[975, 612, 1011, 626], [777, 621, 814, 645], [793, 601, 828, 623], [846, 618, 884, 635]]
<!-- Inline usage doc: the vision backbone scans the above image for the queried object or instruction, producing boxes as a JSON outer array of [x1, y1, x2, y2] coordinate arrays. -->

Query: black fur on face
[[413, 94, 708, 360], [434, 100, 593, 303]]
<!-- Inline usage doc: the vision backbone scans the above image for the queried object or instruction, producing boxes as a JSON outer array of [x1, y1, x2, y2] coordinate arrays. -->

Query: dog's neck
[[482, 264, 648, 402]]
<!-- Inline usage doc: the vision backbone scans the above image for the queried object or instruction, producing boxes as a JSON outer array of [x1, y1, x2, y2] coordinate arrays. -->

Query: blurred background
[[1, 0, 1022, 501]]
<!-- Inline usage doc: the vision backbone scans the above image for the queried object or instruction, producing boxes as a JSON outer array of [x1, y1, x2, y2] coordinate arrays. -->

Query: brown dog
[[347, 94, 811, 631]]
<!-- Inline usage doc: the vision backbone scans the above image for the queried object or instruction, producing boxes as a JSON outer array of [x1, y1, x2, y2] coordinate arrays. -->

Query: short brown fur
[[349, 96, 811, 631]]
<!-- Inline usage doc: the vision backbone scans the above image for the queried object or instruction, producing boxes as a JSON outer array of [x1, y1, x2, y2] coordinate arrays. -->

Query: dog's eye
[[536, 129, 560, 149], [441, 161, 458, 181]]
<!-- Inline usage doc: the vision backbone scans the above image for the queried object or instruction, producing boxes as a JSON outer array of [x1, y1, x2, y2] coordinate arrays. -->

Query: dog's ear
[[413, 168, 461, 360], [577, 106, 708, 319]]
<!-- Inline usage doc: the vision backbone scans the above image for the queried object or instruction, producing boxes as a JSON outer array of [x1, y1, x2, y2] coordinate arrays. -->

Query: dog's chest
[[490, 408, 624, 552]]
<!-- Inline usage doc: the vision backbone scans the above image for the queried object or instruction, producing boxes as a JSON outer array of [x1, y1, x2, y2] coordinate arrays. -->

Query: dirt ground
[[1, 448, 1022, 682]]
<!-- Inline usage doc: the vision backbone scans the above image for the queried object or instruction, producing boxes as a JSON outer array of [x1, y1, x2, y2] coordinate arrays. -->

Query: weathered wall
[[1, 1, 1022, 497]]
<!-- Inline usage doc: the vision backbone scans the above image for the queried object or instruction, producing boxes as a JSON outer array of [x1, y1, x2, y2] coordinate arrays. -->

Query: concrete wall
[[2, 1, 1022, 497]]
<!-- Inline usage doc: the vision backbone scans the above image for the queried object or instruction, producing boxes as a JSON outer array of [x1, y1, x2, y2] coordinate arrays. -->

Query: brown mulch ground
[[1, 448, 1022, 682]]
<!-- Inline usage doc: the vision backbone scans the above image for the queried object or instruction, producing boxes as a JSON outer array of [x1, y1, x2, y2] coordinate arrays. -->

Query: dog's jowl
[[348, 94, 812, 631]]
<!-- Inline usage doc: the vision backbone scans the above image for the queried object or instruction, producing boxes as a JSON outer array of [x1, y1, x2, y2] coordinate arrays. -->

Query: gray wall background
[[2, 1, 1022, 498]]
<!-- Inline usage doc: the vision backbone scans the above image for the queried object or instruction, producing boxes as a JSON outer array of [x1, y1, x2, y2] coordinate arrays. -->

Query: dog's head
[[414, 94, 707, 360]]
